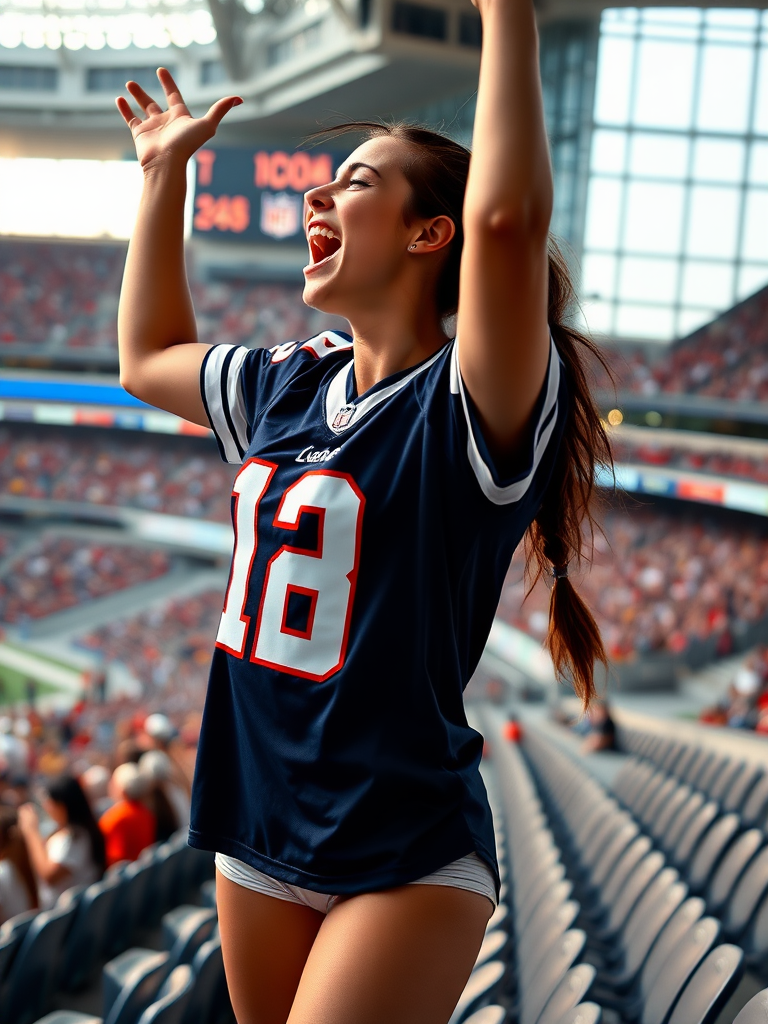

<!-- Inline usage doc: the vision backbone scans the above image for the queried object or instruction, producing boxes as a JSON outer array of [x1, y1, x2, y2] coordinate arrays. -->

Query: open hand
[[17, 802, 39, 835], [116, 67, 242, 172]]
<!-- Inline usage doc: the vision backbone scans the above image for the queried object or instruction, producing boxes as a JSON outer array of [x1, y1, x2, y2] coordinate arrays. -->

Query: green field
[[0, 662, 60, 705]]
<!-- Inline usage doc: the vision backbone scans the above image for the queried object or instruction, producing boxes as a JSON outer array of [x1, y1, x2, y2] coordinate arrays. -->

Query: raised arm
[[116, 69, 242, 426], [456, 0, 553, 457]]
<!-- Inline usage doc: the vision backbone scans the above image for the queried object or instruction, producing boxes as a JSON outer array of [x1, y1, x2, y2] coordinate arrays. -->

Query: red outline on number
[[215, 457, 277, 658], [250, 469, 365, 682], [280, 584, 319, 640]]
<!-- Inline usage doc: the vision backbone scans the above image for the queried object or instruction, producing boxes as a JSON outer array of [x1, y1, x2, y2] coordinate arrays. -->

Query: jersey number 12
[[216, 458, 365, 681]]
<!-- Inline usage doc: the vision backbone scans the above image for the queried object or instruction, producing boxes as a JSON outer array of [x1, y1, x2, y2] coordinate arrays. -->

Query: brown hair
[[311, 121, 613, 705], [0, 806, 39, 911]]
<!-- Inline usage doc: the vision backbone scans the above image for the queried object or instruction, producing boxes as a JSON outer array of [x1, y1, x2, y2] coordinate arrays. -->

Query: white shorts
[[215, 851, 498, 915]]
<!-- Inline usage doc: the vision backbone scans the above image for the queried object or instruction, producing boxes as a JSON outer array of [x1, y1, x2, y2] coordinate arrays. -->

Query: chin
[[302, 277, 342, 317]]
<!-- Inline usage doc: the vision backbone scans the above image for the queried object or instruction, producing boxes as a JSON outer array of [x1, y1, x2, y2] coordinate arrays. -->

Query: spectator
[[581, 701, 618, 753], [80, 764, 112, 819], [17, 774, 105, 909], [0, 806, 37, 923], [142, 713, 192, 816], [139, 751, 180, 843], [0, 717, 29, 784], [99, 763, 155, 866]]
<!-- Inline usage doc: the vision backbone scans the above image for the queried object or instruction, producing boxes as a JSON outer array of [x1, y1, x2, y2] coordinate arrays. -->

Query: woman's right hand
[[116, 67, 242, 174]]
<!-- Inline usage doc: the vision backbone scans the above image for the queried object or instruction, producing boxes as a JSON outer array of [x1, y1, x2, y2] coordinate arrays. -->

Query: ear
[[410, 215, 456, 254]]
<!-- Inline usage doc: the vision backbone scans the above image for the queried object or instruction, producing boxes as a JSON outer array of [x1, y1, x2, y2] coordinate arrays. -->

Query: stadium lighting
[[607, 409, 624, 427]]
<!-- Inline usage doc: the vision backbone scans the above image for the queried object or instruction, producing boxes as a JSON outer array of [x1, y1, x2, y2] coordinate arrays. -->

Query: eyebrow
[[343, 162, 382, 179]]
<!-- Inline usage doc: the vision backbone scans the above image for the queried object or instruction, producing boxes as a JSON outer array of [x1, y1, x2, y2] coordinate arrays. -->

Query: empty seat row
[[517, 722, 747, 1023]]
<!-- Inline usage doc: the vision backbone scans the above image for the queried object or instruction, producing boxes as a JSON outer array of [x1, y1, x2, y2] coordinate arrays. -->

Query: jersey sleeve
[[201, 333, 354, 465], [449, 334, 568, 506]]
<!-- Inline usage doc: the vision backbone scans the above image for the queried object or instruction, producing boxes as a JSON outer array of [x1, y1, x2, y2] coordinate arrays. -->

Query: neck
[[346, 291, 448, 396]]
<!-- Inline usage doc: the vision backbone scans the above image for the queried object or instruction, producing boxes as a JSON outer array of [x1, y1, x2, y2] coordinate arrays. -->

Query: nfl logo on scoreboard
[[332, 405, 356, 430], [260, 192, 301, 240]]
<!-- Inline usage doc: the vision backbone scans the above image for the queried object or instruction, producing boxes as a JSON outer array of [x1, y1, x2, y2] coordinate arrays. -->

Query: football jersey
[[189, 329, 568, 895]]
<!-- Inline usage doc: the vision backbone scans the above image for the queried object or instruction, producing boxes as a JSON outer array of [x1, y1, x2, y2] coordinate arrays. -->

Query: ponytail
[[525, 239, 614, 708]]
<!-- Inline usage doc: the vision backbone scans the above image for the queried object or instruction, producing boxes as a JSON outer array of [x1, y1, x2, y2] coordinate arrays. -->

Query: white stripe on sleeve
[[202, 344, 251, 464], [450, 336, 561, 506]]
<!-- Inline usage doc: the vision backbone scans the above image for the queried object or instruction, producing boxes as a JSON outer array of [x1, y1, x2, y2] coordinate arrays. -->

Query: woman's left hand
[[17, 803, 39, 835]]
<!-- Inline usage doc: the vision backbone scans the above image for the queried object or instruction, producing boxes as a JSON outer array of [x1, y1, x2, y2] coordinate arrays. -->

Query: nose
[[304, 184, 333, 213]]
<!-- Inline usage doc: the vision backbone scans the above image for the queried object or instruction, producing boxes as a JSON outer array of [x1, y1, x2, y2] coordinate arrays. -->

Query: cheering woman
[[114, 0, 610, 1016]]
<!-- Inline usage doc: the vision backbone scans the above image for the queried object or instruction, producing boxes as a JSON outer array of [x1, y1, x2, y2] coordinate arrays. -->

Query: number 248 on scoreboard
[[194, 194, 251, 234]]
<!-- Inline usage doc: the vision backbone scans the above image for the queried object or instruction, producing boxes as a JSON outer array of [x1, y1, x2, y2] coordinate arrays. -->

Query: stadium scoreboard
[[193, 146, 347, 245]]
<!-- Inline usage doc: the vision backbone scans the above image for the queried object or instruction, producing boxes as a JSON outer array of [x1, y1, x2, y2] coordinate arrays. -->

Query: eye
[[348, 178, 371, 188]]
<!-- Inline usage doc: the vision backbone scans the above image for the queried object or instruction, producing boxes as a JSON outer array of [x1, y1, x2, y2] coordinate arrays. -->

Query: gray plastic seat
[[650, 785, 692, 844], [59, 873, 123, 991], [671, 801, 719, 868], [589, 822, 640, 889], [535, 964, 595, 1024], [708, 759, 743, 803], [688, 813, 740, 894], [2, 900, 78, 1024], [640, 916, 720, 1024], [520, 929, 586, 1024], [724, 763, 763, 813], [666, 944, 743, 1024], [724, 846, 768, 939], [708, 830, 763, 914], [639, 898, 706, 999], [199, 879, 216, 909], [600, 836, 652, 910], [29, 1015, 102, 1024], [742, 774, 768, 827], [601, 851, 664, 938], [663, 792, 705, 853], [551, 1006, 601, 1024], [161, 905, 217, 967], [136, 965, 194, 1024], [103, 949, 170, 1024], [639, 777, 677, 828], [733, 987, 768, 1023], [461, 1007, 505, 1024], [475, 929, 507, 969], [0, 910, 37, 987], [182, 937, 231, 1024], [448, 960, 505, 1024]]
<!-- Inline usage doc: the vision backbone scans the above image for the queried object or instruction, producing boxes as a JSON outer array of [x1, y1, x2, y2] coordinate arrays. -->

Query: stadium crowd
[[499, 502, 768, 663], [612, 435, 768, 485], [595, 284, 768, 400], [0, 239, 344, 355], [0, 536, 170, 623], [0, 427, 233, 522]]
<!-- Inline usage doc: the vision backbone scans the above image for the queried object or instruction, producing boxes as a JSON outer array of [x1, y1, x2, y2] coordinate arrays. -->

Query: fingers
[[156, 66, 186, 108], [126, 80, 163, 115], [116, 95, 142, 130], [204, 95, 244, 130]]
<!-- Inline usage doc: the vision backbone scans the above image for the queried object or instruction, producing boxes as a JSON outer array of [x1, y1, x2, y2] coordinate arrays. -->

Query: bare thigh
[[215, 868, 324, 1024], [287, 885, 494, 1024]]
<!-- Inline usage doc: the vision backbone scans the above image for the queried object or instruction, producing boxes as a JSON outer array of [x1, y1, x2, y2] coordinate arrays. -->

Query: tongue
[[311, 235, 341, 263]]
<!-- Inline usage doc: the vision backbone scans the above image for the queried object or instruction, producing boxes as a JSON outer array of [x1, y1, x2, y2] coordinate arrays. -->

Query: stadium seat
[[534, 964, 596, 1024], [687, 813, 740, 894], [740, 774, 768, 827], [2, 900, 79, 1024], [670, 800, 719, 869], [461, 1007, 506, 1024], [520, 931, 587, 1024], [638, 916, 720, 1024], [723, 764, 763, 814], [136, 965, 194, 1024], [707, 830, 764, 915], [161, 905, 217, 967], [200, 879, 216, 909], [666, 944, 743, 1024], [0, 910, 38, 987], [30, 1014, 102, 1024], [733, 987, 768, 1023], [184, 937, 232, 1024], [722, 846, 768, 940], [102, 949, 170, 1024], [448, 960, 505, 1024], [474, 929, 508, 969], [553, 1007, 601, 1024], [59, 873, 123, 991]]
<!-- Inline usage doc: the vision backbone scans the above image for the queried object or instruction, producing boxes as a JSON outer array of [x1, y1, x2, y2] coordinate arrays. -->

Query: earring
[[409, 244, 417, 250]]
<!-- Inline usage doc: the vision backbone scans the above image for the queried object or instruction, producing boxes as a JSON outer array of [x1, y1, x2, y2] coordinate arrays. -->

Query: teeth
[[308, 226, 337, 239]]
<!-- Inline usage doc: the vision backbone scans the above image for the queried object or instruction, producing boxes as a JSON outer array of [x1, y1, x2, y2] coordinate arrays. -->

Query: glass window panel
[[680, 261, 735, 307], [706, 9, 758, 28], [584, 177, 624, 250], [677, 307, 718, 337], [619, 256, 678, 303], [749, 144, 768, 186], [594, 36, 635, 125], [615, 303, 675, 340], [583, 299, 614, 335], [743, 190, 768, 261], [633, 40, 697, 129], [643, 7, 700, 25], [623, 181, 685, 254], [696, 44, 754, 133], [685, 186, 741, 258], [591, 129, 627, 174], [755, 49, 768, 135], [603, 8, 639, 35], [583, 252, 618, 300], [629, 133, 689, 179], [692, 138, 745, 183], [737, 265, 768, 299]]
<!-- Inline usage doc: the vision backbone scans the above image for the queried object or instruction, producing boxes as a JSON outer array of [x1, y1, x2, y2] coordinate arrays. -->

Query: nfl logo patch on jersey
[[332, 405, 356, 430], [260, 192, 301, 240]]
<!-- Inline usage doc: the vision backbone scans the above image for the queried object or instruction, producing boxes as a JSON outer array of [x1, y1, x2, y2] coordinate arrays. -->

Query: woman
[[0, 806, 37, 923], [18, 774, 105, 909], [114, 0, 610, 1013]]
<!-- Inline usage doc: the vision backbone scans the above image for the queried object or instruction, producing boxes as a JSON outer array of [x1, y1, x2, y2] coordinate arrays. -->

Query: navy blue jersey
[[189, 329, 567, 895]]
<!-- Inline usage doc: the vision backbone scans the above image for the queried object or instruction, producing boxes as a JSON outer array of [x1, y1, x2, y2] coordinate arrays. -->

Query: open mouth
[[307, 225, 342, 269]]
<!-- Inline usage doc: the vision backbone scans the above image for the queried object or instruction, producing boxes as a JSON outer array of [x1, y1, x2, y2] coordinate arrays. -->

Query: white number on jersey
[[216, 461, 365, 681]]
